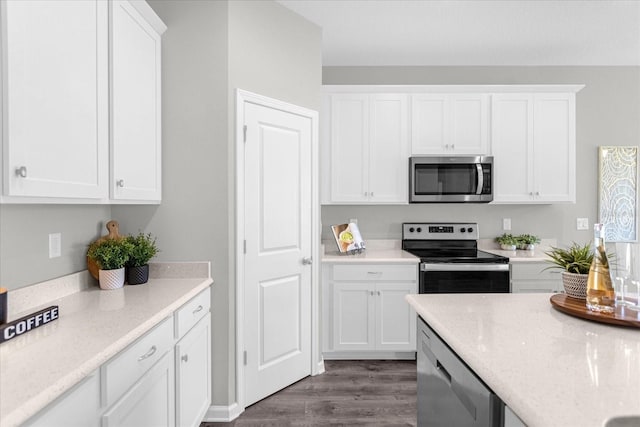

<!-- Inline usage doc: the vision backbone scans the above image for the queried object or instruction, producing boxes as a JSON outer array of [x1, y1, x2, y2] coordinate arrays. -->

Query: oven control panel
[[403, 223, 479, 240]]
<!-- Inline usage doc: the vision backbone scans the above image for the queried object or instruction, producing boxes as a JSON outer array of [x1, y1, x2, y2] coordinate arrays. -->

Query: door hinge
[[243, 125, 247, 143], [243, 350, 247, 365], [243, 239, 247, 254]]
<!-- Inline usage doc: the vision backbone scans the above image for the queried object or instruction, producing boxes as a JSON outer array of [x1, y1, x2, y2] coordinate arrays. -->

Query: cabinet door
[[368, 94, 408, 203], [111, 0, 162, 202], [411, 94, 448, 154], [24, 372, 101, 427], [449, 94, 488, 154], [330, 94, 368, 203], [375, 283, 417, 351], [491, 94, 534, 203], [532, 93, 575, 203], [103, 350, 175, 427], [332, 283, 375, 351], [2, 0, 108, 199], [176, 314, 211, 427]]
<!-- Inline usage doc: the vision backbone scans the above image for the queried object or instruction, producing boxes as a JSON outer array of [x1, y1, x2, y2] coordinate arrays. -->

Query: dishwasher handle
[[436, 361, 478, 421]]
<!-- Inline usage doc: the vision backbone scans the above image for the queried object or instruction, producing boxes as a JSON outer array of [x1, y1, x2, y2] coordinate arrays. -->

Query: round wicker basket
[[562, 271, 588, 300]]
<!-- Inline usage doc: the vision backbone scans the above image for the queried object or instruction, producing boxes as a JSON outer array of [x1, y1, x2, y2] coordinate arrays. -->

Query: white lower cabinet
[[102, 350, 175, 427], [511, 262, 562, 293], [175, 313, 211, 427], [323, 263, 417, 359], [24, 372, 101, 427], [24, 287, 211, 427]]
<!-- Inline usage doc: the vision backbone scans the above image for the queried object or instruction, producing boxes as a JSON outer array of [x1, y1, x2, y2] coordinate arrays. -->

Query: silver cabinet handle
[[367, 271, 382, 275], [116, 179, 125, 187], [15, 166, 27, 178], [137, 345, 157, 361], [451, 144, 455, 149], [192, 305, 203, 314], [535, 191, 540, 196], [181, 354, 189, 363], [370, 192, 374, 197], [377, 291, 381, 296], [364, 191, 368, 196], [369, 291, 374, 296], [302, 257, 313, 265]]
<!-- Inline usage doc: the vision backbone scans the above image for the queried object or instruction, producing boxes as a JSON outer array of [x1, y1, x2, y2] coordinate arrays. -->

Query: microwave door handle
[[475, 164, 483, 195]]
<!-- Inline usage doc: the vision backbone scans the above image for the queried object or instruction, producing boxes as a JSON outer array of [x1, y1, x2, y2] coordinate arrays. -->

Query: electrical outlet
[[49, 233, 61, 258], [502, 218, 511, 231], [349, 218, 358, 224], [577, 218, 589, 230]]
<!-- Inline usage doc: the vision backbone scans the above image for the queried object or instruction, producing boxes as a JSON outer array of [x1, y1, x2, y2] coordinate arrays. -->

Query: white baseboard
[[323, 351, 417, 360], [203, 403, 243, 422], [314, 359, 325, 375]]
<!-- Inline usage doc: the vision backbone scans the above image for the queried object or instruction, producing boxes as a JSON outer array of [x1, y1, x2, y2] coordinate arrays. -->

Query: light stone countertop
[[478, 238, 557, 263], [322, 239, 420, 264], [406, 293, 640, 427], [0, 263, 213, 427]]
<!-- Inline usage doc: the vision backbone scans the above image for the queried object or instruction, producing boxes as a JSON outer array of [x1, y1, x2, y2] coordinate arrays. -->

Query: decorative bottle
[[586, 223, 615, 313]]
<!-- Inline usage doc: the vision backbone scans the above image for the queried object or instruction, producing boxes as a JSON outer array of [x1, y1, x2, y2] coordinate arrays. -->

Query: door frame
[[234, 89, 323, 415]]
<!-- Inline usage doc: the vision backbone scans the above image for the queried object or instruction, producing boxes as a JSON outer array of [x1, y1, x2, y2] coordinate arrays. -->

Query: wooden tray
[[550, 294, 640, 328]]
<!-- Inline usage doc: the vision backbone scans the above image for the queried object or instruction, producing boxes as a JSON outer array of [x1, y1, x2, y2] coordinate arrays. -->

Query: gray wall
[[321, 67, 640, 247]]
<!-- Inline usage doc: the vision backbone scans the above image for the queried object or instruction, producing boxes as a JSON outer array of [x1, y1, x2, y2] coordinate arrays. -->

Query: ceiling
[[277, 0, 640, 66]]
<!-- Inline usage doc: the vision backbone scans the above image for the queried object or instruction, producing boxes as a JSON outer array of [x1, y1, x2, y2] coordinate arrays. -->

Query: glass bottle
[[586, 223, 615, 313]]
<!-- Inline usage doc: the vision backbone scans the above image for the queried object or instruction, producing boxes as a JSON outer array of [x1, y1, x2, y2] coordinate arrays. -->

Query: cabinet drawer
[[175, 287, 211, 339], [102, 316, 174, 406], [511, 263, 560, 280], [332, 264, 417, 282]]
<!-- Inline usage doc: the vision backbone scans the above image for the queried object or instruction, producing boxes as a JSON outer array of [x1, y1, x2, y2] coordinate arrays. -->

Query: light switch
[[502, 218, 511, 231], [49, 233, 61, 258], [577, 218, 589, 230]]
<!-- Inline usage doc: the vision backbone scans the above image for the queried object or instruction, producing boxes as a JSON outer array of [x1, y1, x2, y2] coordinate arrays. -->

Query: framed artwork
[[598, 146, 639, 242]]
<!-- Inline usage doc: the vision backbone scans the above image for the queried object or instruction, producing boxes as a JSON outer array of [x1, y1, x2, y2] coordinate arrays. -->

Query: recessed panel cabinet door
[[2, 0, 108, 199], [332, 283, 375, 351], [111, 0, 162, 202], [375, 283, 416, 351]]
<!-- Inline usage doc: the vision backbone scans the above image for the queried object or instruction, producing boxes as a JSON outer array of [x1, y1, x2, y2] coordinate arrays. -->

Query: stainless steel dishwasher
[[418, 317, 504, 427]]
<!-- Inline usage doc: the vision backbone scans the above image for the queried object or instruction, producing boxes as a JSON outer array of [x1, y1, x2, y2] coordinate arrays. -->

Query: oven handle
[[476, 163, 484, 195], [421, 263, 509, 272]]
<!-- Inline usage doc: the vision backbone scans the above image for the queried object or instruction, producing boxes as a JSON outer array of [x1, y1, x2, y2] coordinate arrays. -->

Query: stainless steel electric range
[[402, 222, 510, 293]]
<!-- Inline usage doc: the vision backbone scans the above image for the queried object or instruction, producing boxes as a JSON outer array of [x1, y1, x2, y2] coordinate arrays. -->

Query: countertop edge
[[2, 278, 213, 427]]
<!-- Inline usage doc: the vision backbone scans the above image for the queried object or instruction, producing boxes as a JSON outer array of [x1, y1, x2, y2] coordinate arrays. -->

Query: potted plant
[[125, 233, 159, 285], [87, 238, 133, 290], [495, 233, 518, 251], [516, 234, 541, 250], [544, 243, 593, 299]]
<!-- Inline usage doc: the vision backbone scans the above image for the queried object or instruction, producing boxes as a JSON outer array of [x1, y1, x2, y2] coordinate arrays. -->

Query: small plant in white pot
[[125, 233, 159, 285], [544, 243, 593, 299], [517, 234, 541, 250], [496, 233, 518, 251], [87, 238, 133, 290]]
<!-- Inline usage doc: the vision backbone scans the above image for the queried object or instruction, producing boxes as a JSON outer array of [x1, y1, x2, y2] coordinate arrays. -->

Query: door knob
[[302, 257, 313, 265], [15, 166, 27, 178]]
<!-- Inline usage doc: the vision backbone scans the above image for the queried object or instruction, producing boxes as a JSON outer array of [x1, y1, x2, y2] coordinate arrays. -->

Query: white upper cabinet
[[1, 0, 109, 200], [111, 0, 165, 202], [0, 0, 165, 204], [491, 92, 576, 203], [325, 93, 408, 204], [411, 94, 489, 155]]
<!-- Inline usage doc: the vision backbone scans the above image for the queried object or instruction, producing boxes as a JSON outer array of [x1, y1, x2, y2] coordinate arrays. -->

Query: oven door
[[420, 263, 510, 293]]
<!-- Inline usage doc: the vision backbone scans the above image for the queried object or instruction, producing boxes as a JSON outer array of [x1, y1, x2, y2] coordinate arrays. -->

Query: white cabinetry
[[491, 93, 576, 203], [323, 263, 417, 359], [411, 94, 489, 155], [511, 262, 562, 293], [24, 372, 101, 427], [111, 0, 163, 202], [23, 287, 212, 427], [0, 0, 166, 204], [1, 0, 109, 200], [323, 93, 409, 204]]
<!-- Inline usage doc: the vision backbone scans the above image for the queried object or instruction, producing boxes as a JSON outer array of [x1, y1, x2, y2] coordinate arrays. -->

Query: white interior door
[[243, 101, 312, 406]]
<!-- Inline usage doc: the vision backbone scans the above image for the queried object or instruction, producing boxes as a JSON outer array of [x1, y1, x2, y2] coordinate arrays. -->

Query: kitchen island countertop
[[406, 293, 640, 427]]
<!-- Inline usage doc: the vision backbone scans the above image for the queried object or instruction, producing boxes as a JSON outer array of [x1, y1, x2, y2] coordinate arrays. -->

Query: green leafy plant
[[495, 233, 518, 246], [517, 234, 541, 245], [87, 238, 133, 270], [544, 243, 593, 274], [125, 233, 159, 267]]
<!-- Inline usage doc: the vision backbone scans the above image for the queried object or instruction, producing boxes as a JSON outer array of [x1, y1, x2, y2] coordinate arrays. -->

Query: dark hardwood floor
[[202, 359, 417, 426]]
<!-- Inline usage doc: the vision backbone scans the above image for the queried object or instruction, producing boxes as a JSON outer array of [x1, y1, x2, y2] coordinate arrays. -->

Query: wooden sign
[[0, 306, 59, 344]]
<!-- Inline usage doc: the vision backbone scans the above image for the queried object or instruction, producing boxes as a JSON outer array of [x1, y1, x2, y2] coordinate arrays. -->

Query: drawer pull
[[193, 305, 203, 314], [181, 354, 189, 363], [137, 345, 157, 362], [367, 272, 382, 275]]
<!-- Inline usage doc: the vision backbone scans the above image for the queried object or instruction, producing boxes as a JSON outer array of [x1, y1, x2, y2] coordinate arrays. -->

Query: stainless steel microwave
[[409, 156, 493, 203]]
